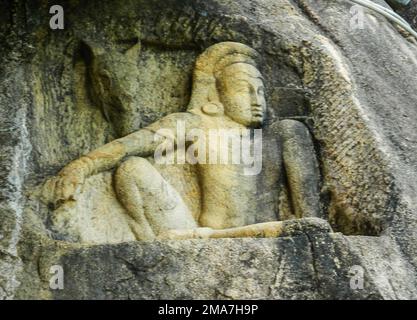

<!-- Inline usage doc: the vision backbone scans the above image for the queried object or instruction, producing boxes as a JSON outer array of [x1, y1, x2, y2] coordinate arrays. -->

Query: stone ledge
[[18, 230, 414, 300]]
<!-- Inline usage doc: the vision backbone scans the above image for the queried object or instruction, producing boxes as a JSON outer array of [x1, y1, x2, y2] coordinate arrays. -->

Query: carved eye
[[258, 87, 265, 95], [98, 71, 112, 89]]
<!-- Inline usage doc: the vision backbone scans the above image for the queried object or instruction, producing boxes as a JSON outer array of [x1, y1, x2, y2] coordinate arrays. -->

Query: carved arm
[[279, 119, 322, 218]]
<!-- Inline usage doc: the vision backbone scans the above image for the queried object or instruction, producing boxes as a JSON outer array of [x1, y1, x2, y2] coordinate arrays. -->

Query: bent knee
[[116, 157, 160, 186], [117, 157, 152, 174]]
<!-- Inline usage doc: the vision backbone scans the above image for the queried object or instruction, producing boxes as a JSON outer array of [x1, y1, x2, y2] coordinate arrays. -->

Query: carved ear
[[123, 37, 141, 60], [202, 102, 224, 116], [80, 40, 105, 65]]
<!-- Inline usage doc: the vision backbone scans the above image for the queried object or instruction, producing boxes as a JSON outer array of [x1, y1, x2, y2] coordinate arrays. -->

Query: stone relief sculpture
[[4, 0, 417, 300], [81, 38, 142, 137], [44, 42, 325, 241]]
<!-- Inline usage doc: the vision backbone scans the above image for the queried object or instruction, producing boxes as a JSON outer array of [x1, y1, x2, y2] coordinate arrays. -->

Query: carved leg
[[114, 157, 197, 240], [159, 217, 331, 240], [158, 222, 284, 240]]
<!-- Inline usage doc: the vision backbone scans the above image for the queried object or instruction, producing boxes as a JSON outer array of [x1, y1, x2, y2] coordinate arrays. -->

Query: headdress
[[187, 42, 260, 112]]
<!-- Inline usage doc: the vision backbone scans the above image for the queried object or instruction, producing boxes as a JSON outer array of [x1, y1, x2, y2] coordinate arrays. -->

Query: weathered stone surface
[[17, 230, 417, 300], [397, 1, 417, 28], [1, 0, 417, 299]]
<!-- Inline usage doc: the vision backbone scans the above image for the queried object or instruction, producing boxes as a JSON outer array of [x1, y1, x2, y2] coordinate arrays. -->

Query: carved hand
[[45, 158, 91, 208]]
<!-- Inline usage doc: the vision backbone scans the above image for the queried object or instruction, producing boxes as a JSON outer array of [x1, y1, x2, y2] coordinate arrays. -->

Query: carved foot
[[157, 218, 332, 240], [158, 228, 214, 240]]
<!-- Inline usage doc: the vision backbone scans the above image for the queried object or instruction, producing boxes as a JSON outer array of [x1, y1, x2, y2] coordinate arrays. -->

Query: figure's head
[[216, 63, 265, 128], [188, 42, 265, 128]]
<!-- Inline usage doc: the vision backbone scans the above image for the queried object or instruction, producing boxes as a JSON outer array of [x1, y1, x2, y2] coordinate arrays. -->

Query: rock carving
[[44, 42, 324, 240]]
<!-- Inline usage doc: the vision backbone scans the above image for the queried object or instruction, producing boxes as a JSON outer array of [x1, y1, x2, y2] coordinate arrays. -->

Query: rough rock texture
[[397, 1, 417, 28], [1, 0, 417, 299]]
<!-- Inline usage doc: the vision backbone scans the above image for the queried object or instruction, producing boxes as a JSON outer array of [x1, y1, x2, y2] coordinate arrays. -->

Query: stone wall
[[1, 0, 417, 299]]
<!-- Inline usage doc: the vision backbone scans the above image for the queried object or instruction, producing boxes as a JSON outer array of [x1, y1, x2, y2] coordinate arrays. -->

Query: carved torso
[[193, 113, 260, 229]]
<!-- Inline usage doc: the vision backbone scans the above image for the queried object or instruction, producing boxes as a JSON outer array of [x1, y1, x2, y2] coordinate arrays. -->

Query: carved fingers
[[43, 161, 88, 208]]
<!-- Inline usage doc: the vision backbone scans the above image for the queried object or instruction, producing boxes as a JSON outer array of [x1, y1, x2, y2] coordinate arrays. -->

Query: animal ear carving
[[80, 40, 105, 65], [122, 37, 141, 60]]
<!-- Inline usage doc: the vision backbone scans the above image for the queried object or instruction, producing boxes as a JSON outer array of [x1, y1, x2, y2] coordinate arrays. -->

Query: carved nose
[[251, 93, 263, 106]]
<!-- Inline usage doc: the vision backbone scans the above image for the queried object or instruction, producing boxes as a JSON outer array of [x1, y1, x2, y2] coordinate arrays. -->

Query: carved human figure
[[47, 42, 321, 240]]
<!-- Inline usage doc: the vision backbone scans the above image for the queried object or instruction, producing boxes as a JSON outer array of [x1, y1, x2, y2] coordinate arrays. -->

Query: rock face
[[397, 1, 417, 29], [1, 0, 417, 299]]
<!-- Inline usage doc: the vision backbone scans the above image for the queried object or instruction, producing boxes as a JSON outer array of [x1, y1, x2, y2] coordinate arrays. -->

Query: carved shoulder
[[144, 112, 202, 134], [114, 112, 202, 157]]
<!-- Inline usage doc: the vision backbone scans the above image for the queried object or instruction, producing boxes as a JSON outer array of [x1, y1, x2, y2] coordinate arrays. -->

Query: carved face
[[217, 63, 266, 128]]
